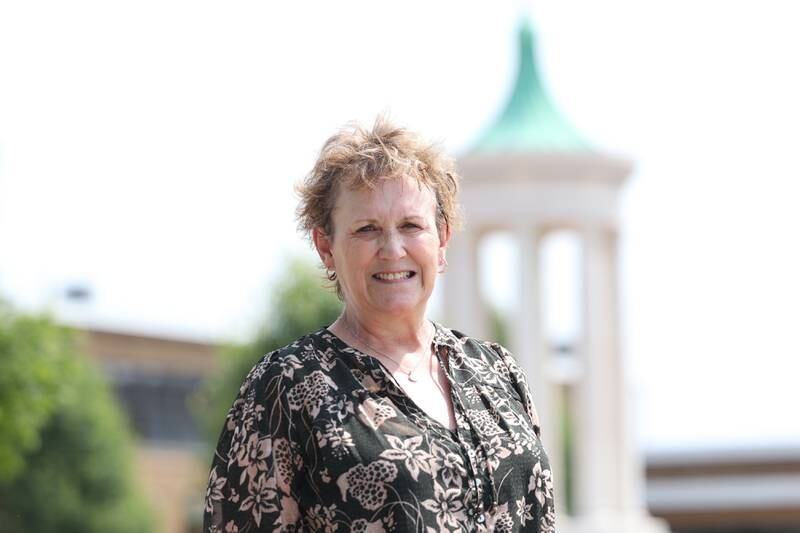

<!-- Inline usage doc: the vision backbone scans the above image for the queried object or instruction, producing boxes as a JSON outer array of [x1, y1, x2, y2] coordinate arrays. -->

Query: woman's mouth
[[373, 271, 415, 281]]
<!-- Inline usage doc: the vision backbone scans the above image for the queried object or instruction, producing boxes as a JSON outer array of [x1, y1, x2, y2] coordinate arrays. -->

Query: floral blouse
[[204, 324, 555, 532]]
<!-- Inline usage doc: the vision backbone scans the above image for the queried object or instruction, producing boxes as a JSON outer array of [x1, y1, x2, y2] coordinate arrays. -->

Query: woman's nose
[[378, 229, 406, 259]]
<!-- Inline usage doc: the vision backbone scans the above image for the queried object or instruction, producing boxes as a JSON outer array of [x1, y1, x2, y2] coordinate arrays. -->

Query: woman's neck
[[332, 308, 433, 357]]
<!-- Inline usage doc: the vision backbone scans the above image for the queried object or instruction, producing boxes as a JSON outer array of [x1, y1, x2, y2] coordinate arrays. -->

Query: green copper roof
[[472, 21, 588, 152]]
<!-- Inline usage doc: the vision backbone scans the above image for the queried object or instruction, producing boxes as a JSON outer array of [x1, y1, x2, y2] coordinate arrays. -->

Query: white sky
[[1, 1, 798, 452]]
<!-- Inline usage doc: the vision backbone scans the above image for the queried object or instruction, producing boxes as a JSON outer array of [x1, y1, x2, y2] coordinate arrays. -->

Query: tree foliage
[[193, 258, 342, 448], [0, 302, 71, 484], [0, 301, 153, 533]]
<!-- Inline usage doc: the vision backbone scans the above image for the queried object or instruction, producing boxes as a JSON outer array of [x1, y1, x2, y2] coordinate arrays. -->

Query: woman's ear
[[312, 227, 335, 270], [438, 223, 452, 272], [438, 223, 452, 250]]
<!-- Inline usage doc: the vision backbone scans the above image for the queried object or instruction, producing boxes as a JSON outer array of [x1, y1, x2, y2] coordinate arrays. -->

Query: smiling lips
[[372, 271, 415, 281]]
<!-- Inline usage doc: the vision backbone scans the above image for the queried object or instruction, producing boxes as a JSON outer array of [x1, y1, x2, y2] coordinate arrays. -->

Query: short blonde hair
[[296, 117, 462, 239], [296, 117, 462, 298]]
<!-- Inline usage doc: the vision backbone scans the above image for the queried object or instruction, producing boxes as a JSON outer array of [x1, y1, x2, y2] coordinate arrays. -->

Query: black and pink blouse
[[204, 323, 554, 532]]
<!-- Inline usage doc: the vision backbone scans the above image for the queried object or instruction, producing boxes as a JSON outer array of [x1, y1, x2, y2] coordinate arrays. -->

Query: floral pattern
[[204, 324, 554, 532]]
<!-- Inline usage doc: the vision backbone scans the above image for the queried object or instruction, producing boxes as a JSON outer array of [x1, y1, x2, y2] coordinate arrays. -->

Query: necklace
[[341, 319, 434, 382]]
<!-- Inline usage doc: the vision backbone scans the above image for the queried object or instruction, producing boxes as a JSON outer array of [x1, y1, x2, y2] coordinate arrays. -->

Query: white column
[[577, 226, 622, 514], [510, 224, 547, 417], [566, 226, 669, 533], [509, 225, 566, 513], [443, 228, 488, 340]]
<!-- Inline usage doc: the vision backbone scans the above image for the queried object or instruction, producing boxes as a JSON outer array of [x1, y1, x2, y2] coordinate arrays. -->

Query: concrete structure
[[445, 21, 668, 533]]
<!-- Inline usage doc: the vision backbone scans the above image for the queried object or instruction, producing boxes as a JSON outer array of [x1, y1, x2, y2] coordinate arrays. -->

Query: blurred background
[[1, 1, 799, 532]]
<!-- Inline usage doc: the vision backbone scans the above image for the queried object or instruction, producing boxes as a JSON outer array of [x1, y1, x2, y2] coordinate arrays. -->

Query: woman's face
[[313, 175, 450, 322]]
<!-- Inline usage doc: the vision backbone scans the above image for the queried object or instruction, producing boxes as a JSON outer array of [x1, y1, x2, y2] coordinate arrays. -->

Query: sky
[[1, 1, 799, 452]]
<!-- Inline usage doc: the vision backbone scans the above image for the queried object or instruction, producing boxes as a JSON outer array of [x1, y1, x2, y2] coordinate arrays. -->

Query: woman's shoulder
[[433, 322, 510, 362], [435, 323, 529, 390], [238, 328, 340, 394]]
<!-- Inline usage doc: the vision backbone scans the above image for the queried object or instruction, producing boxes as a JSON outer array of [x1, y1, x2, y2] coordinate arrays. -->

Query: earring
[[326, 268, 337, 281], [438, 257, 448, 273]]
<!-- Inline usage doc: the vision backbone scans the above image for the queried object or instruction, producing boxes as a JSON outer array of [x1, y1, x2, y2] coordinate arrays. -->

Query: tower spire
[[472, 19, 588, 153]]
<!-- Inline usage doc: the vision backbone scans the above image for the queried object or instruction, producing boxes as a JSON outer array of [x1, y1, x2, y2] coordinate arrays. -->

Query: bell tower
[[445, 20, 669, 533]]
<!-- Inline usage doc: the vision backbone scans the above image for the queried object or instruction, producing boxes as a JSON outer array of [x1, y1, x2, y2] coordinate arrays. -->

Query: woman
[[204, 118, 554, 532]]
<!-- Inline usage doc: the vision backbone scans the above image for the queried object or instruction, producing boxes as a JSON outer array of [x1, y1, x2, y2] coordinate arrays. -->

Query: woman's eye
[[402, 222, 421, 230], [357, 225, 377, 233]]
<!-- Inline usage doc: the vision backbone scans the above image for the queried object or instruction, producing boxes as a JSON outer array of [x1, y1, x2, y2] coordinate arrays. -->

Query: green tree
[[0, 301, 153, 533], [193, 258, 342, 447], [0, 302, 70, 484]]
